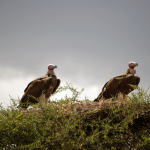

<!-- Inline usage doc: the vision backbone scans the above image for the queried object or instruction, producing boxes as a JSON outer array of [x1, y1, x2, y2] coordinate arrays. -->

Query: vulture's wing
[[24, 81, 33, 92], [52, 79, 61, 94], [19, 77, 53, 108], [24, 76, 48, 92], [94, 74, 140, 101]]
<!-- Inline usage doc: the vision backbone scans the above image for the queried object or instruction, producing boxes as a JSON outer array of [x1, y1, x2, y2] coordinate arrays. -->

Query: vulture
[[18, 64, 60, 108], [94, 61, 140, 102]]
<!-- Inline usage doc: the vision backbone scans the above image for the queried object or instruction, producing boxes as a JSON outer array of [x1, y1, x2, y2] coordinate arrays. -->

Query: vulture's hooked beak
[[52, 65, 57, 70]]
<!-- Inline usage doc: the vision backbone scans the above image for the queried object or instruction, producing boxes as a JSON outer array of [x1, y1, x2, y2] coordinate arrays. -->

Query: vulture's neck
[[126, 68, 135, 75], [117, 68, 136, 77], [46, 70, 55, 77]]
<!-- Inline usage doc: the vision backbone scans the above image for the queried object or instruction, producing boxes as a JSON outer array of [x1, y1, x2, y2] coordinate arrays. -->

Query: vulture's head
[[48, 64, 57, 75], [128, 61, 138, 75]]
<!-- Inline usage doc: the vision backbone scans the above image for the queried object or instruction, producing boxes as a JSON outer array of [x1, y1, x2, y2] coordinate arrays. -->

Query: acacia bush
[[1, 83, 150, 150]]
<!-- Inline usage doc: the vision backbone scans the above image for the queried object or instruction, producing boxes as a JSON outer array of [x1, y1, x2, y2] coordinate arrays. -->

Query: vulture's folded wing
[[52, 79, 61, 94], [95, 75, 140, 101], [19, 77, 53, 107]]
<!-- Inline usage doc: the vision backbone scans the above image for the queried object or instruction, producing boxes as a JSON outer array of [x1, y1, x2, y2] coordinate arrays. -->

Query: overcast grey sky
[[0, 1, 150, 107]]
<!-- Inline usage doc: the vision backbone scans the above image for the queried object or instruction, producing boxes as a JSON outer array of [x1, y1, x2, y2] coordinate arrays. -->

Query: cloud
[[0, 67, 36, 107]]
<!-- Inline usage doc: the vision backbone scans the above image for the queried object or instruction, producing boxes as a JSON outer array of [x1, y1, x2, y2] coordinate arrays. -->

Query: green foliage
[[1, 84, 150, 149], [51, 82, 85, 101]]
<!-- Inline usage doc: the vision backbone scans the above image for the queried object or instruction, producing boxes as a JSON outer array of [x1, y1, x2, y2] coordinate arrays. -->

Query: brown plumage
[[18, 64, 60, 108], [94, 61, 140, 102]]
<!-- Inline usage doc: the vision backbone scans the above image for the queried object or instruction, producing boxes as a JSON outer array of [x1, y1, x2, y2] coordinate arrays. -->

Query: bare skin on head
[[119, 61, 138, 76], [48, 64, 57, 75], [128, 61, 138, 75]]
